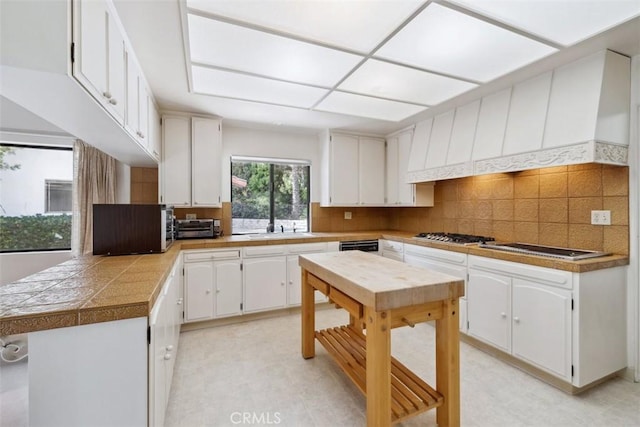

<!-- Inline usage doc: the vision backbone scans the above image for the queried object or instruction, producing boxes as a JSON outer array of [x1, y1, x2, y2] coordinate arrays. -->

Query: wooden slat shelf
[[316, 325, 443, 424]]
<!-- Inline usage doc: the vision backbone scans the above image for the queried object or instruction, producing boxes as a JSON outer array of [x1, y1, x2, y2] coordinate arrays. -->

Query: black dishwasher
[[338, 239, 379, 252]]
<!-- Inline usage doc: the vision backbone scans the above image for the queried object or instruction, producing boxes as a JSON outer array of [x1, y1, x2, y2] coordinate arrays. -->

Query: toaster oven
[[175, 219, 221, 239]]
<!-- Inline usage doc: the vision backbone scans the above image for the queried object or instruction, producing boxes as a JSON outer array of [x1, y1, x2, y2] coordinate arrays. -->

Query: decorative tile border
[[407, 141, 628, 182]]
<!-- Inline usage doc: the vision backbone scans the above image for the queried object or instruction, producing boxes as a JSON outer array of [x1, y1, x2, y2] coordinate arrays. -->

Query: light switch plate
[[344, 211, 352, 220], [591, 210, 611, 225]]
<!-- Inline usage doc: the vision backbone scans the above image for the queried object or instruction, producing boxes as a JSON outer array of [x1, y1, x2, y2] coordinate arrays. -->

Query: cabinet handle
[[514, 317, 520, 323], [206, 289, 211, 294], [289, 280, 293, 285], [108, 98, 117, 105], [164, 353, 172, 361], [177, 298, 183, 305], [102, 91, 112, 99], [216, 289, 220, 293], [166, 345, 174, 352], [500, 312, 506, 318], [281, 281, 285, 286]]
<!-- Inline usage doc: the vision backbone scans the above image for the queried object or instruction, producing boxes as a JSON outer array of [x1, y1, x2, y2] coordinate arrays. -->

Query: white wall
[[0, 146, 73, 216], [221, 125, 321, 202], [0, 250, 71, 285]]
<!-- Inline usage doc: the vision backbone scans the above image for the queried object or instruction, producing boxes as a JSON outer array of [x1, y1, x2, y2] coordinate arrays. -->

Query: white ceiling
[[113, 0, 640, 135]]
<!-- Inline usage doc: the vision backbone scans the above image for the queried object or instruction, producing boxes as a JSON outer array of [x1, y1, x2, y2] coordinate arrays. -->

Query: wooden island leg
[[365, 306, 391, 427], [435, 298, 461, 427], [301, 269, 315, 359]]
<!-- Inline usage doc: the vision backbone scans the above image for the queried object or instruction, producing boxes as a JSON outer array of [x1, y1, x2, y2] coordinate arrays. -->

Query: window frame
[[230, 156, 311, 235]]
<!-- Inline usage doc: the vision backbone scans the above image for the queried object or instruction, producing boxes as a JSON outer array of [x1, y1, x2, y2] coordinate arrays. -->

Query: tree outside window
[[231, 158, 310, 234]]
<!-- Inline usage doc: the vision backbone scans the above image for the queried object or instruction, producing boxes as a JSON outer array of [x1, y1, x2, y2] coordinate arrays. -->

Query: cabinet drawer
[[184, 250, 240, 262], [404, 244, 466, 265], [243, 245, 287, 258], [468, 255, 572, 289], [288, 243, 327, 254], [380, 239, 403, 253]]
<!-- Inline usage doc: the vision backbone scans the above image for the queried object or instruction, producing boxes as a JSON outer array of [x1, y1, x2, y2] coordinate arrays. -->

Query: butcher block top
[[298, 251, 465, 312]]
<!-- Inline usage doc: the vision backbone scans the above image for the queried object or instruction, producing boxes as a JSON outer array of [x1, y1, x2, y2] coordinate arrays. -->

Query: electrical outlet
[[591, 210, 611, 225], [186, 213, 196, 220], [344, 211, 352, 220]]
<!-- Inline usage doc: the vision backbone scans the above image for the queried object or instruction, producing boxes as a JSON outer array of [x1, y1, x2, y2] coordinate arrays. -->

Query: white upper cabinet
[[472, 88, 511, 161], [148, 100, 161, 161], [407, 118, 433, 172], [424, 110, 455, 169], [192, 117, 222, 207], [447, 100, 480, 165], [161, 116, 191, 206], [359, 137, 386, 205], [320, 132, 385, 206], [502, 71, 552, 155], [543, 50, 631, 148], [161, 115, 222, 207], [74, 0, 126, 124], [386, 130, 433, 206]]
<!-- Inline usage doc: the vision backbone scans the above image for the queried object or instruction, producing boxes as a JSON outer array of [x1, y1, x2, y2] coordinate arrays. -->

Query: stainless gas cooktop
[[414, 232, 494, 245], [479, 242, 610, 261]]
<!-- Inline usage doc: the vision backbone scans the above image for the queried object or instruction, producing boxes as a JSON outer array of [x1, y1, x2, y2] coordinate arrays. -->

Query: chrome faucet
[[293, 222, 297, 233]]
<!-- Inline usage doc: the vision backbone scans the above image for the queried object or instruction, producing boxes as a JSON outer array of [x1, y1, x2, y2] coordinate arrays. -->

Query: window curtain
[[72, 140, 117, 256]]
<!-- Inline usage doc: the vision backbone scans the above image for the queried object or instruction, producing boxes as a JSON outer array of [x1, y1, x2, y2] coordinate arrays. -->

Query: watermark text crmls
[[230, 411, 282, 425]]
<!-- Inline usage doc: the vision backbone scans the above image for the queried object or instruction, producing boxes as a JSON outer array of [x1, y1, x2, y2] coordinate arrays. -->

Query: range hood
[[406, 50, 631, 183]]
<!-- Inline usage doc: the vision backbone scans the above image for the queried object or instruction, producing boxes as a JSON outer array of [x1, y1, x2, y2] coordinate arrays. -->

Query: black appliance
[[93, 204, 174, 255], [338, 239, 379, 252], [175, 219, 222, 239]]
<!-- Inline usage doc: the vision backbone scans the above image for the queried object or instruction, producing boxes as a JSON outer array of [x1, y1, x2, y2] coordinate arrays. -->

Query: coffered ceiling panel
[[186, 0, 426, 52], [375, 3, 558, 83], [191, 66, 328, 108], [316, 91, 426, 122], [338, 59, 478, 106], [188, 14, 364, 87], [447, 0, 640, 46]]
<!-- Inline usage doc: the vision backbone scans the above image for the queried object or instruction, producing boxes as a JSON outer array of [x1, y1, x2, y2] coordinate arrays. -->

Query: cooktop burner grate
[[414, 232, 495, 245]]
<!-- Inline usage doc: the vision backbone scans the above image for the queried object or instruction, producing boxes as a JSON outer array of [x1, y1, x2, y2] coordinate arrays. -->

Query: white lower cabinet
[[403, 244, 467, 332], [243, 256, 288, 313], [286, 242, 330, 306], [467, 268, 511, 352], [183, 249, 242, 322], [379, 239, 404, 261], [512, 279, 572, 381], [149, 256, 182, 427]]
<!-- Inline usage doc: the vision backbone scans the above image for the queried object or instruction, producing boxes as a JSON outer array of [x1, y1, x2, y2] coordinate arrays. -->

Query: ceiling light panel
[[339, 59, 478, 105], [315, 91, 426, 122], [375, 3, 558, 83], [446, 0, 640, 46], [191, 66, 328, 108], [186, 0, 426, 53], [187, 14, 363, 87]]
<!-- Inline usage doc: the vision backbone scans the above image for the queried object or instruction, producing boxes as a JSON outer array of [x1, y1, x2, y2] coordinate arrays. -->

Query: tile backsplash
[[132, 164, 629, 254], [387, 164, 629, 255]]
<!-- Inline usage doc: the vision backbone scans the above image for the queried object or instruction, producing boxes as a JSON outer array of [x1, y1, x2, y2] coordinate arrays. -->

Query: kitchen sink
[[479, 242, 610, 261], [247, 232, 314, 240]]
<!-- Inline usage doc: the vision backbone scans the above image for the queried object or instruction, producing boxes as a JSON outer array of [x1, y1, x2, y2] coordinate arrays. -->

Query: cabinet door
[[286, 255, 326, 306], [138, 79, 149, 145], [243, 257, 287, 313], [192, 118, 222, 207], [162, 116, 191, 206], [397, 131, 414, 205], [329, 134, 359, 205], [125, 50, 140, 139], [467, 268, 511, 352], [386, 136, 399, 205], [215, 260, 242, 318], [359, 137, 385, 205], [184, 262, 214, 322], [512, 279, 572, 381], [148, 100, 161, 160], [106, 8, 125, 122], [148, 294, 166, 427], [75, 0, 108, 100]]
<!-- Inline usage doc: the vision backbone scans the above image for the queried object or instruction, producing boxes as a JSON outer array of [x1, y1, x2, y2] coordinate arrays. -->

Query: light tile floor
[[2, 308, 639, 426], [165, 309, 640, 427]]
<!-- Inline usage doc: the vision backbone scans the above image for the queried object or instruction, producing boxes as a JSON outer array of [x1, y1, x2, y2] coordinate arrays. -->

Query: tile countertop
[[0, 231, 628, 336]]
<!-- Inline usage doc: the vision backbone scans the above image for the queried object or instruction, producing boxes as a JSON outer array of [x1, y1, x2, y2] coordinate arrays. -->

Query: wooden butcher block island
[[299, 251, 465, 427]]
